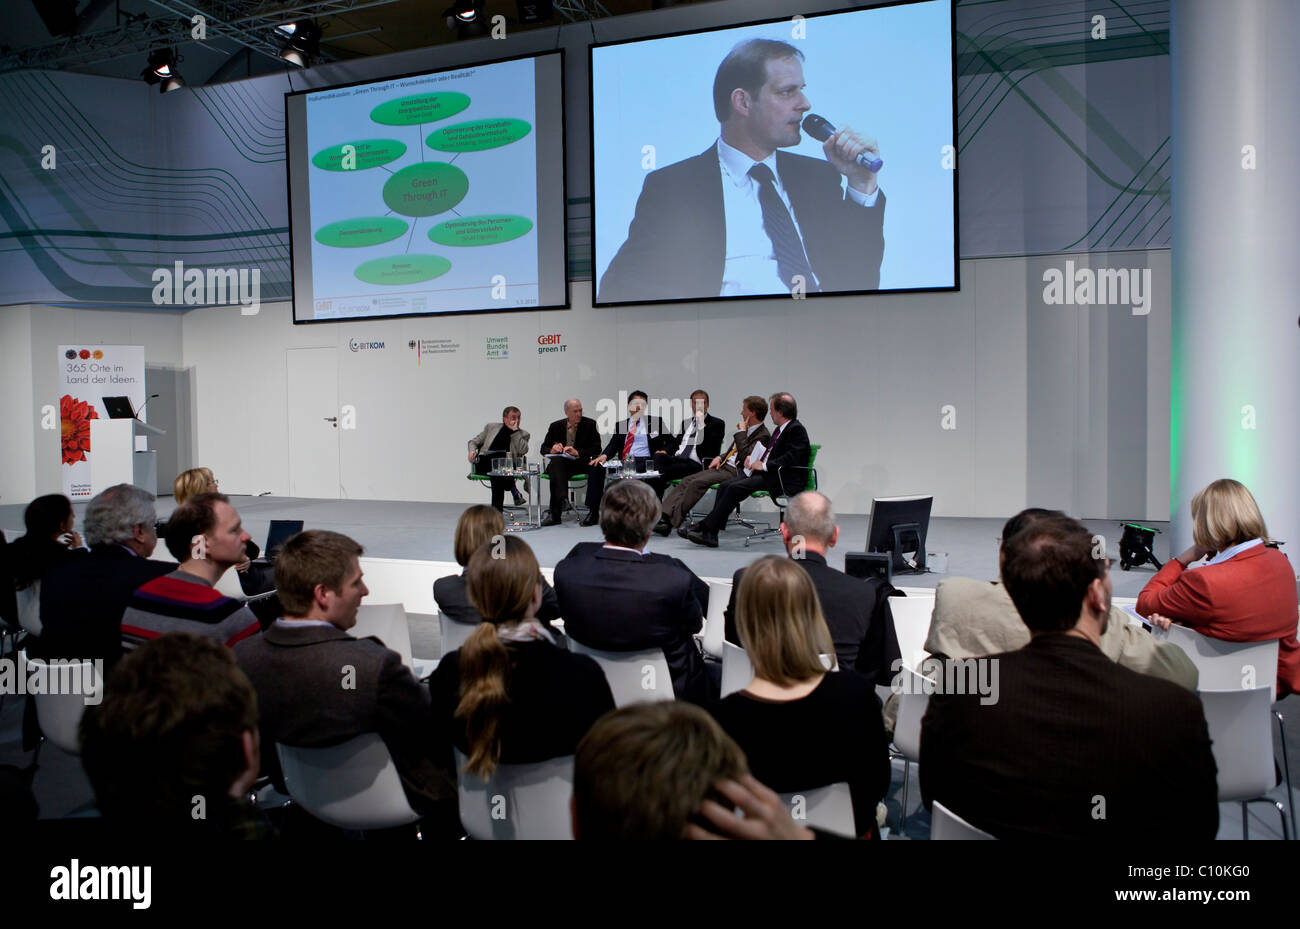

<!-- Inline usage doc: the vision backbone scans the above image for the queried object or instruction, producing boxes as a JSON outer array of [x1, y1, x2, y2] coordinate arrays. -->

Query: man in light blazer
[[656, 394, 770, 536], [467, 406, 530, 511]]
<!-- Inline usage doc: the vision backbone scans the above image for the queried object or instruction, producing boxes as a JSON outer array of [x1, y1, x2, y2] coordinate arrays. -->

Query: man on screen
[[598, 38, 885, 303]]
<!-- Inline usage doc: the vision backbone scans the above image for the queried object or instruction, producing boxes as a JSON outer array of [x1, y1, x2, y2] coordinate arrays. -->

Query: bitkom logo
[[349, 339, 385, 352]]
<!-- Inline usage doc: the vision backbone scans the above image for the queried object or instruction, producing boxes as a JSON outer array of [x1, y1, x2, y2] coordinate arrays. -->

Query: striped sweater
[[121, 569, 261, 651]]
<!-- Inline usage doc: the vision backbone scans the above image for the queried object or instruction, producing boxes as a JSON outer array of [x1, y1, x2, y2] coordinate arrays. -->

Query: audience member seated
[[555, 480, 710, 702], [587, 389, 671, 513], [120, 493, 260, 651], [687, 392, 810, 548], [467, 406, 529, 511], [172, 467, 258, 569], [920, 513, 1219, 839], [711, 556, 890, 838], [234, 530, 456, 827], [8, 494, 86, 595], [648, 389, 726, 497], [37, 484, 173, 667], [433, 505, 561, 632], [1137, 478, 1299, 697], [723, 492, 900, 683], [428, 535, 614, 782], [572, 701, 816, 840], [656, 395, 769, 537], [881, 507, 1198, 732], [79, 634, 271, 837], [539, 398, 604, 528]]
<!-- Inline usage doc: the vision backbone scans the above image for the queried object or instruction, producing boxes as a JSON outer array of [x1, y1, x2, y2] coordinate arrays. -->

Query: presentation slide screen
[[286, 52, 567, 323], [591, 0, 956, 306]]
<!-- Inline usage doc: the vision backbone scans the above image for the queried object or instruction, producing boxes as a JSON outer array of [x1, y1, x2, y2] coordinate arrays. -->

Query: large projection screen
[[591, 0, 956, 306], [286, 51, 568, 323]]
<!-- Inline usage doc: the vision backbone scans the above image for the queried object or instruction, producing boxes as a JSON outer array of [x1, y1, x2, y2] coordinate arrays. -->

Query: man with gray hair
[[723, 491, 901, 683], [555, 480, 712, 701], [37, 484, 172, 669]]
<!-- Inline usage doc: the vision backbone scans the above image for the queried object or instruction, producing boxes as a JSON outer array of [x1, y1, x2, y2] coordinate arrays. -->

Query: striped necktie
[[748, 163, 818, 294]]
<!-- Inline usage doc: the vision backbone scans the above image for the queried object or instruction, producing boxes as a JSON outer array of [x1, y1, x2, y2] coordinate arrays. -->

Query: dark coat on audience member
[[434, 572, 562, 631], [554, 542, 710, 703]]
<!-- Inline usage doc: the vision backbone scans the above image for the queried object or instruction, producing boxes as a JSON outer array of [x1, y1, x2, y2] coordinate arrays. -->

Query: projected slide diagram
[[305, 59, 539, 318]]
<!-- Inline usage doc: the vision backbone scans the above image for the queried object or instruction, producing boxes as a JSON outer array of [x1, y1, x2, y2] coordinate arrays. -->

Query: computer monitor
[[264, 520, 304, 562], [866, 495, 933, 573]]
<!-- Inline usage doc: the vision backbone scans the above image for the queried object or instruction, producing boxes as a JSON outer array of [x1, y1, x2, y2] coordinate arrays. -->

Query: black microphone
[[802, 114, 883, 173], [136, 393, 160, 418]]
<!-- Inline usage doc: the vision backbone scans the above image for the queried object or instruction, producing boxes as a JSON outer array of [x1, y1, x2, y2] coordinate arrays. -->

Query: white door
[[286, 347, 340, 498]]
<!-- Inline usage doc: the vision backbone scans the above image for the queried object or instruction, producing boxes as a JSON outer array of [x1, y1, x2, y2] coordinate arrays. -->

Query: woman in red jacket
[[1138, 478, 1299, 697]]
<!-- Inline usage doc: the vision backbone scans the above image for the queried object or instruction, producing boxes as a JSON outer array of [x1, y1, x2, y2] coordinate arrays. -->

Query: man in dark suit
[[36, 483, 173, 668], [588, 390, 671, 510], [233, 530, 456, 830], [648, 388, 726, 499], [555, 480, 711, 703], [539, 398, 604, 528], [722, 492, 900, 684], [597, 38, 885, 304], [687, 392, 810, 548], [919, 514, 1219, 839]]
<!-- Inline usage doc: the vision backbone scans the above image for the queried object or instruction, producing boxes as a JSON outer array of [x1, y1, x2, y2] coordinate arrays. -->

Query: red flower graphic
[[61, 394, 98, 464]]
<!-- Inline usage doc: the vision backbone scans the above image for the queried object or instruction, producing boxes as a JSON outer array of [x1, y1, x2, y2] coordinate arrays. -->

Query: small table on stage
[[489, 460, 543, 532], [602, 460, 662, 484]]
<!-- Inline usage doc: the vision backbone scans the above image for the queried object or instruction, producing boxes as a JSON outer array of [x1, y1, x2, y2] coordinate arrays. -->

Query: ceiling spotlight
[[444, 0, 480, 23], [278, 19, 322, 67], [141, 48, 184, 93]]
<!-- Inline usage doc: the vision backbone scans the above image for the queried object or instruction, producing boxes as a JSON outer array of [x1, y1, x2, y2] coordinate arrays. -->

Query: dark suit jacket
[[724, 551, 901, 685], [598, 145, 886, 303], [541, 416, 603, 467], [716, 423, 771, 471], [554, 542, 710, 703], [433, 571, 561, 630], [919, 634, 1219, 839], [661, 414, 726, 464], [233, 621, 454, 815], [601, 415, 671, 459], [36, 545, 174, 666], [750, 418, 811, 495]]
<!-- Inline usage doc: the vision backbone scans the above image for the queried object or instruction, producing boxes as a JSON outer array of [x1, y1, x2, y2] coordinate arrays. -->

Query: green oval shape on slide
[[428, 214, 533, 247], [370, 92, 471, 126], [311, 139, 407, 171], [354, 254, 452, 286], [315, 217, 409, 248], [382, 162, 468, 217], [426, 118, 532, 152]]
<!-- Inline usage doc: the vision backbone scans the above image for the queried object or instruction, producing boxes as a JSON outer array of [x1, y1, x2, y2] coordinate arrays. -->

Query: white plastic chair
[[29, 657, 100, 755], [567, 641, 674, 706], [931, 800, 996, 840], [1199, 687, 1290, 840], [439, 613, 477, 658], [352, 602, 414, 667], [700, 580, 730, 660], [453, 748, 574, 840], [892, 665, 934, 835], [887, 593, 935, 672], [777, 782, 856, 838], [16, 580, 42, 636], [212, 566, 246, 600], [720, 640, 754, 698], [276, 733, 421, 832], [1162, 625, 1292, 835]]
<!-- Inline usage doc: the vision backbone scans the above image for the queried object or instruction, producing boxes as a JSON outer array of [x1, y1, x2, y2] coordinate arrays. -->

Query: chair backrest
[[1198, 686, 1277, 802], [720, 640, 754, 698], [29, 656, 100, 755], [16, 579, 42, 636], [453, 748, 574, 840], [213, 565, 246, 600], [439, 613, 476, 657], [888, 593, 935, 673], [276, 733, 420, 830], [931, 800, 996, 840], [701, 579, 730, 660], [567, 641, 674, 706], [892, 665, 933, 762], [777, 782, 855, 838], [359, 556, 457, 616], [1163, 624, 1279, 693], [351, 602, 414, 671]]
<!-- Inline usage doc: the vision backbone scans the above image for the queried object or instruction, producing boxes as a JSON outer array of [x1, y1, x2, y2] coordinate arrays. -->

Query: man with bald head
[[723, 491, 900, 683], [539, 398, 604, 527]]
